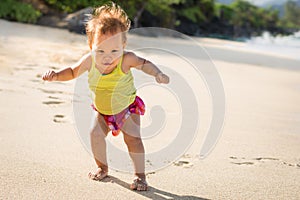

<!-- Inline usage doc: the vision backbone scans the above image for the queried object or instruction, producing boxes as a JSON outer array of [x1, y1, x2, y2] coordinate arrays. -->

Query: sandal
[[130, 177, 148, 191]]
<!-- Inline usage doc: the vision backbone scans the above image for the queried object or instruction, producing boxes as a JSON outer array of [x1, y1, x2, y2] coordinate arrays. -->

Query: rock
[[37, 14, 68, 29], [64, 7, 93, 34]]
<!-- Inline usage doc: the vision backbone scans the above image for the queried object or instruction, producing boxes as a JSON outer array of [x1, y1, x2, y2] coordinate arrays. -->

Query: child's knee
[[90, 128, 107, 138], [124, 134, 143, 146]]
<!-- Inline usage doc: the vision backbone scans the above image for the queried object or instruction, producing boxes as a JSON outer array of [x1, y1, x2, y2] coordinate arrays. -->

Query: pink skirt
[[92, 96, 145, 136]]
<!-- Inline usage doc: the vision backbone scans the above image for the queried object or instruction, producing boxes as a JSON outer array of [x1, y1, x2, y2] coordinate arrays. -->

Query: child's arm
[[42, 54, 91, 81], [126, 52, 170, 84]]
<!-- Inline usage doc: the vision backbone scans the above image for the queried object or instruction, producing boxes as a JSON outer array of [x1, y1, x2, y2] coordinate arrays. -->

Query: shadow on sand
[[101, 175, 210, 200]]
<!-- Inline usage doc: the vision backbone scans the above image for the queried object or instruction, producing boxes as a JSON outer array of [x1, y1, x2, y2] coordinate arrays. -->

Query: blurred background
[[0, 0, 299, 40]]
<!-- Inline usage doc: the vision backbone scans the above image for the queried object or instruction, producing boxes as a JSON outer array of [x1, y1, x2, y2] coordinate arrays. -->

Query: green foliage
[[229, 0, 257, 26], [41, 0, 297, 36], [215, 3, 234, 21], [0, 0, 41, 23], [42, 0, 181, 27], [44, 0, 110, 13], [116, 0, 143, 19], [176, 0, 215, 23], [141, 0, 183, 27], [215, 0, 281, 36], [280, 0, 300, 28], [179, 6, 206, 23], [199, 0, 215, 21], [1, 0, 298, 37]]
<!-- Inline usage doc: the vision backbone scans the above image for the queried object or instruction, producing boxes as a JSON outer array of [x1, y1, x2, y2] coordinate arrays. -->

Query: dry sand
[[0, 19, 300, 199]]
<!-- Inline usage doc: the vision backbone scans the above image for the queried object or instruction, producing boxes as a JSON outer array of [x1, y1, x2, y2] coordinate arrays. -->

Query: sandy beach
[[0, 19, 299, 199]]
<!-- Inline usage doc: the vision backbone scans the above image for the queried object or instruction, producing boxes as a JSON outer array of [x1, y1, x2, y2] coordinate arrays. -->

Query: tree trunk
[[133, 2, 147, 29]]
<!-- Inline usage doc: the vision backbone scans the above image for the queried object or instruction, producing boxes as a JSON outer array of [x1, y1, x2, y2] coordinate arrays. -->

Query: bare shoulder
[[123, 51, 138, 62], [123, 51, 144, 70], [79, 52, 93, 71], [121, 51, 136, 73]]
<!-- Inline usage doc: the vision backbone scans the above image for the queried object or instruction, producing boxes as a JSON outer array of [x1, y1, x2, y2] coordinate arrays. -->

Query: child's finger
[[42, 72, 48, 80], [42, 70, 55, 81], [43, 72, 50, 81], [162, 75, 168, 84], [161, 74, 169, 84], [156, 73, 169, 84], [156, 75, 162, 83], [49, 72, 55, 80]]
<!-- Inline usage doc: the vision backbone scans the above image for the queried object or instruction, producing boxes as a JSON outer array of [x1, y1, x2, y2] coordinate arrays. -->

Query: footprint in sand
[[173, 159, 194, 168], [229, 156, 299, 168], [50, 66, 60, 70], [14, 65, 36, 71], [231, 161, 255, 165], [41, 93, 71, 106], [174, 160, 194, 168], [174, 160, 189, 166], [31, 76, 44, 83], [229, 156, 278, 166], [41, 92, 69, 107], [146, 159, 153, 166], [282, 161, 300, 168], [253, 157, 279, 161], [38, 88, 72, 95], [30, 79, 43, 83], [48, 96, 60, 100], [229, 157, 253, 165], [53, 114, 68, 123], [43, 100, 65, 105], [173, 155, 194, 168]]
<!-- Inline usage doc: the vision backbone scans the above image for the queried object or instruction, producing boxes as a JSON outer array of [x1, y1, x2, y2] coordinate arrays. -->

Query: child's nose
[[103, 55, 112, 63]]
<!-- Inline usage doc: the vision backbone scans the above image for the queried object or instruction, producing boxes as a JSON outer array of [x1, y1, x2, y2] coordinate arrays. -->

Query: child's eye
[[96, 50, 104, 53], [112, 50, 119, 53]]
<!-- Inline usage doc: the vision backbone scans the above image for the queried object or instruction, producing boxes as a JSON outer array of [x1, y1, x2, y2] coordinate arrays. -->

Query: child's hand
[[155, 73, 170, 84], [42, 70, 58, 81]]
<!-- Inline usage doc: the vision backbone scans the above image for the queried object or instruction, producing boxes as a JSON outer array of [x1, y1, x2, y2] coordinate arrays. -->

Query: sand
[[0, 19, 300, 199]]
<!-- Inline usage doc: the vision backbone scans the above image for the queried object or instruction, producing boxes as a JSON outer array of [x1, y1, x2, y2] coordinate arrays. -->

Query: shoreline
[[1, 19, 299, 65]]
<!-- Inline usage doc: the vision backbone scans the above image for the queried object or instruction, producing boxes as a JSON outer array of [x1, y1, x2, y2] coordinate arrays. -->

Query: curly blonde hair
[[86, 2, 131, 49]]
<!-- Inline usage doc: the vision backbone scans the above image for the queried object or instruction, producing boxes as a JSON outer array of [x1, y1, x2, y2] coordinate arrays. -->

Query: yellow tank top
[[88, 54, 136, 115]]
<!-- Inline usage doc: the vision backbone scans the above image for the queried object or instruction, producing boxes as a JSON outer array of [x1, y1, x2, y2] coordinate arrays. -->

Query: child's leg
[[88, 112, 110, 181], [121, 114, 147, 191]]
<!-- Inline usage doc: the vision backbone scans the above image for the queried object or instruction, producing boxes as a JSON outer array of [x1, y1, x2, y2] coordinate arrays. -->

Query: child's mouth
[[103, 63, 111, 66]]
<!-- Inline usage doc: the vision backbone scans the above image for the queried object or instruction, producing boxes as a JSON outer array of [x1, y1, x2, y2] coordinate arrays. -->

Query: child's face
[[92, 32, 125, 68]]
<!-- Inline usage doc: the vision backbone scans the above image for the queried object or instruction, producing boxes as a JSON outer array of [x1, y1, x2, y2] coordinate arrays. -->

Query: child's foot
[[88, 168, 108, 181], [130, 177, 148, 191]]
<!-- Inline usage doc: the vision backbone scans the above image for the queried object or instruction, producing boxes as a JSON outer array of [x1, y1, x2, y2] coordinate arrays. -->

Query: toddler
[[42, 2, 169, 191]]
